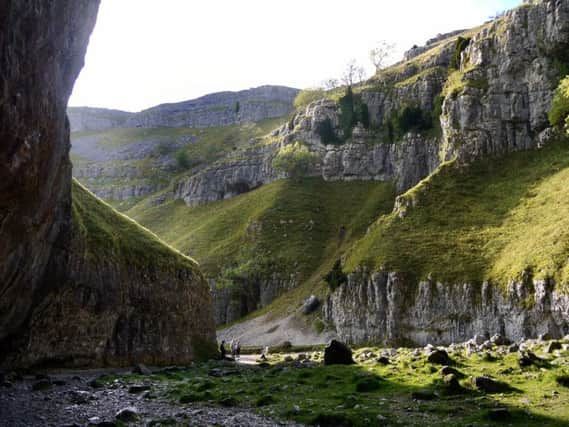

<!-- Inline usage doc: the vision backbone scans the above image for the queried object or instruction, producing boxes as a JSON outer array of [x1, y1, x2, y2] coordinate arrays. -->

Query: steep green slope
[[72, 179, 199, 271], [128, 178, 395, 289], [345, 138, 569, 291]]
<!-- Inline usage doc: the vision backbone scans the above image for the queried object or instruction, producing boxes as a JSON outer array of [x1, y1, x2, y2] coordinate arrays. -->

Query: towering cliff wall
[[0, 0, 216, 368]]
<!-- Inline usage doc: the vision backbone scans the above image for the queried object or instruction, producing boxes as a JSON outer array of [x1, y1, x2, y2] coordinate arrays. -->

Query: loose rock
[[427, 349, 452, 365], [324, 340, 354, 365]]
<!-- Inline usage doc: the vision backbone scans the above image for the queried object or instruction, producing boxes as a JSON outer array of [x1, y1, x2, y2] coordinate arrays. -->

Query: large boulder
[[324, 340, 354, 365]]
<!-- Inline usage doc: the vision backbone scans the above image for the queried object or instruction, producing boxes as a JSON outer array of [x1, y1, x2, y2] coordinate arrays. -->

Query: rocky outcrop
[[68, 107, 134, 132], [8, 182, 216, 367], [0, 0, 216, 368], [174, 145, 282, 206], [441, 0, 569, 163], [124, 85, 299, 128], [323, 271, 569, 346]]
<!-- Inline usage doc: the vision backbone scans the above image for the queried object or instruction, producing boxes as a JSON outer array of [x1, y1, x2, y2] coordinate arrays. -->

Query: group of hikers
[[219, 339, 241, 360]]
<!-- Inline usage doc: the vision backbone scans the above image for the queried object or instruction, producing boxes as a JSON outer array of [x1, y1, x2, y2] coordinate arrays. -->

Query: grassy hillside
[[345, 138, 569, 291], [128, 178, 395, 289], [71, 118, 285, 211], [72, 179, 199, 271]]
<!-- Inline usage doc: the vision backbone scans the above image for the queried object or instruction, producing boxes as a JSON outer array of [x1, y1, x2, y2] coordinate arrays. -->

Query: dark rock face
[[0, 0, 216, 368], [323, 340, 354, 365], [0, 0, 100, 362]]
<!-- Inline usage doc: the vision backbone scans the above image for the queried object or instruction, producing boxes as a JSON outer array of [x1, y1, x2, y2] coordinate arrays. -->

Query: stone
[[68, 390, 94, 404], [128, 384, 151, 394], [472, 376, 510, 393], [284, 356, 294, 362], [301, 295, 321, 314], [490, 334, 508, 346], [440, 366, 463, 378], [442, 374, 464, 394], [324, 340, 355, 365], [377, 356, 390, 365], [427, 350, 452, 365], [132, 364, 152, 375], [115, 407, 139, 423], [539, 333, 552, 341], [519, 351, 541, 367], [545, 341, 562, 353], [508, 344, 519, 353]]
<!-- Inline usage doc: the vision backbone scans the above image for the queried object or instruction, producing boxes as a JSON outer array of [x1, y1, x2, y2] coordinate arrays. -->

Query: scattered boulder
[[376, 356, 390, 365], [427, 349, 452, 365], [519, 351, 541, 367], [440, 366, 464, 378], [115, 407, 139, 423], [490, 334, 508, 346], [324, 340, 354, 365], [284, 355, 294, 362], [128, 384, 151, 394], [473, 376, 510, 393], [442, 374, 465, 394], [508, 343, 519, 353], [545, 341, 562, 353], [302, 295, 320, 314], [472, 334, 487, 345], [88, 378, 105, 389], [539, 333, 552, 341], [132, 364, 152, 375]]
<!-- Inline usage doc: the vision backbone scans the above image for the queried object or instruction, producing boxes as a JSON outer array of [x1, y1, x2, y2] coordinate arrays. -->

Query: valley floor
[[2, 338, 568, 426]]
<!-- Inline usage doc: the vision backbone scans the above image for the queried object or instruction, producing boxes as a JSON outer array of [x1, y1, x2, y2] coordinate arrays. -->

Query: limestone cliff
[[68, 107, 134, 132], [172, 0, 568, 207], [124, 85, 299, 128], [0, 0, 216, 368]]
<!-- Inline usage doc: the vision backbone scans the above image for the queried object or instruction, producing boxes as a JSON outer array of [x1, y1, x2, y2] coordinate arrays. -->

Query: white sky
[[69, 0, 522, 112]]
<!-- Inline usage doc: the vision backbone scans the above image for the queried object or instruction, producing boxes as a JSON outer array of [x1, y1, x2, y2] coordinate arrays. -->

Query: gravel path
[[0, 368, 301, 426]]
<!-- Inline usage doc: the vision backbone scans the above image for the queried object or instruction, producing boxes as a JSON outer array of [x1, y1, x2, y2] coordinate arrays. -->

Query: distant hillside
[[68, 85, 299, 132]]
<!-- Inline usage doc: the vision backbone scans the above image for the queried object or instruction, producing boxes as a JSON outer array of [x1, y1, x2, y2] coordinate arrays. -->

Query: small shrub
[[549, 75, 569, 132], [388, 104, 433, 141], [294, 88, 325, 109], [450, 37, 471, 70], [272, 142, 319, 180], [175, 149, 191, 170], [338, 87, 370, 139], [324, 260, 348, 291], [316, 117, 339, 145], [309, 412, 354, 427]]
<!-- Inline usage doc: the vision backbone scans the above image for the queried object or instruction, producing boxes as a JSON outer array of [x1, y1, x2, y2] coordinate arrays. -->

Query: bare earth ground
[[217, 313, 337, 347], [0, 367, 300, 427]]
